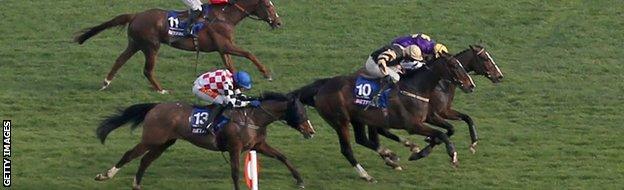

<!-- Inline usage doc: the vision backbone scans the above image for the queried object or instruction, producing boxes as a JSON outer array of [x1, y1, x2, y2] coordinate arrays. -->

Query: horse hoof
[[469, 142, 478, 154], [266, 76, 273, 81], [362, 176, 377, 183], [99, 79, 112, 91], [450, 152, 459, 168], [383, 157, 401, 170], [157, 89, 169, 94], [394, 166, 403, 171], [132, 185, 142, 190], [94, 173, 109, 181], [296, 182, 305, 189], [409, 151, 426, 161]]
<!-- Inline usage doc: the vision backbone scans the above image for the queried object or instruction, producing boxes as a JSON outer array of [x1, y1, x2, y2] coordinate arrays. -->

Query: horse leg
[[221, 44, 272, 80], [331, 122, 376, 182], [132, 139, 177, 190], [444, 109, 478, 154], [219, 53, 237, 73], [352, 123, 401, 170], [255, 142, 305, 189], [95, 143, 149, 181], [102, 42, 139, 90], [228, 145, 242, 190], [375, 127, 420, 153], [140, 45, 167, 94], [426, 113, 457, 138], [406, 124, 458, 167]]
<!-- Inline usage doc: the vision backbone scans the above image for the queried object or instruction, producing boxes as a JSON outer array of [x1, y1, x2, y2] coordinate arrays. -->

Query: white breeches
[[182, 0, 203, 11], [363, 56, 401, 83]]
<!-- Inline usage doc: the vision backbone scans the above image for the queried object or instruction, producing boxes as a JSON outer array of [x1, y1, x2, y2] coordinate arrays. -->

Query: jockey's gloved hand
[[250, 100, 262, 107]]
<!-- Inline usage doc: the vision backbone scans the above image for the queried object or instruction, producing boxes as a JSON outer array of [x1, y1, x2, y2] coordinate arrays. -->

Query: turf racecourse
[[2, 0, 623, 189]]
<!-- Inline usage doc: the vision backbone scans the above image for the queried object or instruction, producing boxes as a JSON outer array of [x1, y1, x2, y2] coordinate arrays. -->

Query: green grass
[[2, 0, 624, 189]]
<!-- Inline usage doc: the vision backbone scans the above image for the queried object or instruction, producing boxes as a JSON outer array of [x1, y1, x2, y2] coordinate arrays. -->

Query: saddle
[[166, 4, 214, 38], [353, 75, 392, 109], [189, 105, 229, 135]]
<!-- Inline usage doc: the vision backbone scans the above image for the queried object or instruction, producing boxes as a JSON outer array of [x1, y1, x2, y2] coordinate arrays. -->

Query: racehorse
[[292, 45, 502, 171], [93, 92, 315, 190], [74, 0, 281, 94], [306, 52, 475, 182], [373, 45, 503, 158]]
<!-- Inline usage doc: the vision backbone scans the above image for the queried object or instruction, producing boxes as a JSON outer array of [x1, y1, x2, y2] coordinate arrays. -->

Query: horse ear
[[469, 45, 475, 50]]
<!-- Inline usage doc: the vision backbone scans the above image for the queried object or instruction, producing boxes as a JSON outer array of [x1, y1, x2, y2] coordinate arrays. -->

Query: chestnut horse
[[309, 53, 475, 182], [93, 93, 315, 190], [74, 0, 281, 94]]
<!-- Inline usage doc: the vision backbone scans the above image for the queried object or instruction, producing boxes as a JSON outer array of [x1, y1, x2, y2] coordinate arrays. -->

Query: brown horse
[[74, 0, 281, 94], [93, 92, 315, 190], [308, 53, 475, 182], [293, 45, 502, 170], [373, 45, 504, 159]]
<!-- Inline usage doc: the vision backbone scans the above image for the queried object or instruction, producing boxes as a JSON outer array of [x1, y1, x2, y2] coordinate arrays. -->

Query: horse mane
[[288, 78, 331, 106], [259, 92, 290, 101]]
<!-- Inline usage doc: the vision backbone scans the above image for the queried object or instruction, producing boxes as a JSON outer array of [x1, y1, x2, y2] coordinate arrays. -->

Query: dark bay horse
[[293, 45, 502, 170], [74, 0, 281, 94], [93, 93, 315, 190], [374, 45, 503, 158], [310, 53, 475, 182]]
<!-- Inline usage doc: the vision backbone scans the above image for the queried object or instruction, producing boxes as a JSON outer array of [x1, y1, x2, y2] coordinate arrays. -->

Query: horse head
[[284, 94, 315, 139], [236, 0, 282, 28], [437, 52, 476, 93], [259, 92, 315, 139], [468, 45, 504, 83]]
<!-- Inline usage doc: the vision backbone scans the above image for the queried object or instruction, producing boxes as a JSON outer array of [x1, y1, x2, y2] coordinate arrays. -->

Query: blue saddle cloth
[[189, 106, 229, 135], [353, 76, 391, 108], [166, 4, 212, 37]]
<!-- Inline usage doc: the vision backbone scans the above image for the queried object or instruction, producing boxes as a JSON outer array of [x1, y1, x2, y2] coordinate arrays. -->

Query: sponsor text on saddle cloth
[[189, 106, 230, 135], [166, 4, 212, 37], [354, 76, 391, 108]]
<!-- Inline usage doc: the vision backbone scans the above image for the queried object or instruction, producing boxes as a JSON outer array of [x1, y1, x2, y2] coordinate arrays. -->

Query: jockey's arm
[[376, 48, 400, 75], [222, 81, 251, 108]]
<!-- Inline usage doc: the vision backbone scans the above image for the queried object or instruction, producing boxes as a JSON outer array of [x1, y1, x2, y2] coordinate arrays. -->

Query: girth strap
[[399, 90, 429, 103]]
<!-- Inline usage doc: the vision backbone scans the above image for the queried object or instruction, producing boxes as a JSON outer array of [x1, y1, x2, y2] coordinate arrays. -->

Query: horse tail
[[289, 78, 331, 107], [96, 103, 157, 144], [74, 13, 136, 44]]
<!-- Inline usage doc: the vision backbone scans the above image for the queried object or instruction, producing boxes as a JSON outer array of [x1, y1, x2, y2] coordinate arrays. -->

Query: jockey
[[363, 44, 424, 83], [392, 33, 449, 62], [192, 69, 261, 129], [181, 0, 205, 37]]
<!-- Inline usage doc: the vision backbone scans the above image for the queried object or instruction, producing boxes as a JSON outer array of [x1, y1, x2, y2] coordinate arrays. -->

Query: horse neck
[[455, 49, 476, 73], [216, 1, 257, 25], [400, 66, 441, 97], [250, 100, 288, 127]]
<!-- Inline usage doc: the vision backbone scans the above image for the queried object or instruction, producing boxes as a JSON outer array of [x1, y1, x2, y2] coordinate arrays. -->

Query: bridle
[[230, 0, 275, 23], [471, 47, 490, 76]]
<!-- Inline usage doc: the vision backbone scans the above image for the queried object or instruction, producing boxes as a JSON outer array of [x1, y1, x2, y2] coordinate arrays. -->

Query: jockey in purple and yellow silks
[[392, 33, 449, 62]]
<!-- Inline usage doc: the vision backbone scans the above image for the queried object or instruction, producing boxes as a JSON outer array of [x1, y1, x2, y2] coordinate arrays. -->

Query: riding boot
[[205, 104, 225, 130], [370, 76, 393, 106], [184, 9, 202, 37]]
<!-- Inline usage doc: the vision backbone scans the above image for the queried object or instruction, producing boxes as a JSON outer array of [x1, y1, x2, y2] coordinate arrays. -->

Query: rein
[[231, 2, 264, 21], [257, 104, 288, 125]]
